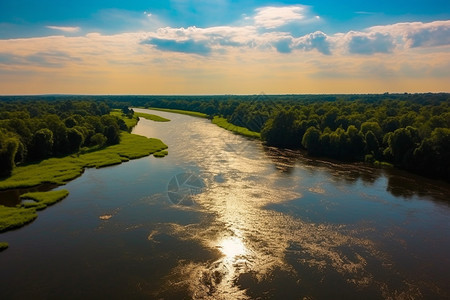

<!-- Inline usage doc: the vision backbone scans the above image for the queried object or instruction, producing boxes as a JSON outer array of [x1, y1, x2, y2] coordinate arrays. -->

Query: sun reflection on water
[[218, 236, 247, 261]]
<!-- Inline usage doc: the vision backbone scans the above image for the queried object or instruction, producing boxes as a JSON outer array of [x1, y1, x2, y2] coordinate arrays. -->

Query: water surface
[[1, 108, 449, 299]]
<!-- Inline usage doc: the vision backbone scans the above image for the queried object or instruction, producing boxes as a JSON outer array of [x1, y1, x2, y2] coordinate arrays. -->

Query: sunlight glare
[[219, 236, 247, 260]]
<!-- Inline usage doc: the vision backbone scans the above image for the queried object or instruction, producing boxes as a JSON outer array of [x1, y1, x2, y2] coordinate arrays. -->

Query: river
[[1, 108, 449, 299]]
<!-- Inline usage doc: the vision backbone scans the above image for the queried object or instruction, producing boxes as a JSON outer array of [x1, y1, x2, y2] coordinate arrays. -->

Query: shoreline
[[0, 114, 168, 241]]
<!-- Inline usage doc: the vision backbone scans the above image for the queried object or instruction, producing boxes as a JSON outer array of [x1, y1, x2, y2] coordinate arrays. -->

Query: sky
[[0, 0, 449, 94]]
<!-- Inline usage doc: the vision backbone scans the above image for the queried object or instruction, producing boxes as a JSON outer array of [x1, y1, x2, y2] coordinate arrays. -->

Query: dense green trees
[[1, 94, 449, 181], [97, 93, 449, 181], [0, 130, 19, 177], [0, 99, 126, 177]]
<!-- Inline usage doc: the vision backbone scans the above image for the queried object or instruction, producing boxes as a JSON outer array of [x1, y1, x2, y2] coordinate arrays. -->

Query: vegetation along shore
[[0, 100, 168, 246]]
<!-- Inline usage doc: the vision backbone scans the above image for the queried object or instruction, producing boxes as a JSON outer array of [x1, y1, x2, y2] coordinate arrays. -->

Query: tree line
[[0, 99, 127, 177], [1, 94, 449, 182], [103, 93, 450, 182]]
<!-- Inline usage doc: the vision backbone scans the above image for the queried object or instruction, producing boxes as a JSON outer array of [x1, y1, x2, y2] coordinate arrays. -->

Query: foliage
[[0, 132, 167, 190], [0, 99, 125, 171], [98, 93, 449, 181], [1, 94, 449, 181]]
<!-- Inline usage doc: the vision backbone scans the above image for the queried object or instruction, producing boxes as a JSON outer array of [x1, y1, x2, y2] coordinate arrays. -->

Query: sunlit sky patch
[[0, 0, 449, 94]]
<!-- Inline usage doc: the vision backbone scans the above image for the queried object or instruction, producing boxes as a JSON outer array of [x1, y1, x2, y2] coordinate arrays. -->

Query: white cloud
[[346, 32, 395, 54], [368, 20, 450, 48], [46, 26, 81, 33], [0, 14, 449, 94], [254, 6, 306, 29], [293, 31, 331, 55]]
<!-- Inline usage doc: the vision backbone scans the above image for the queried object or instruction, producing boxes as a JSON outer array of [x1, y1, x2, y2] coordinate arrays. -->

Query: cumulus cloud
[[254, 6, 306, 29], [142, 38, 211, 55], [293, 31, 331, 55], [0, 9, 449, 94], [347, 32, 395, 54], [369, 20, 450, 48], [46, 26, 81, 33], [272, 38, 292, 53]]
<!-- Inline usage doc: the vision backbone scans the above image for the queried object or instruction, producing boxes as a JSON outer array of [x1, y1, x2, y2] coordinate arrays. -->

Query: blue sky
[[0, 1, 449, 94], [1, 0, 449, 38]]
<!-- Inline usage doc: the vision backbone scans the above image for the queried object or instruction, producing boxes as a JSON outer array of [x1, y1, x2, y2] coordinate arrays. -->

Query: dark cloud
[[348, 32, 394, 55], [142, 38, 211, 55]]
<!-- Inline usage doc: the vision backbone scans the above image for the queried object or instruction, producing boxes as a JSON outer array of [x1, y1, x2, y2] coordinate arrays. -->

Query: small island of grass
[[135, 112, 171, 122], [145, 107, 208, 118], [20, 189, 69, 210], [0, 242, 8, 251]]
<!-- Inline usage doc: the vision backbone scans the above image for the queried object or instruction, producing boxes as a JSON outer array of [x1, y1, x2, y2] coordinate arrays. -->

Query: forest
[[0, 93, 449, 182], [0, 98, 128, 178]]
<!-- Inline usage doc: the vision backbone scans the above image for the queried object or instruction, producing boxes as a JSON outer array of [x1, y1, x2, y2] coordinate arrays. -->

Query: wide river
[[1, 108, 449, 299]]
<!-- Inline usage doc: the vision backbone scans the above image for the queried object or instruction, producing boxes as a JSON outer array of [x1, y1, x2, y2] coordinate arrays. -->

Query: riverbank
[[212, 117, 261, 138], [0, 113, 169, 242], [144, 107, 208, 118], [0, 132, 167, 191], [135, 112, 171, 122]]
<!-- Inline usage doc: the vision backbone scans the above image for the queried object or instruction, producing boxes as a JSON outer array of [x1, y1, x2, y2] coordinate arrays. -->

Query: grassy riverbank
[[110, 110, 139, 129], [0, 117, 168, 240], [145, 107, 208, 118], [135, 112, 170, 122], [0, 190, 69, 250], [212, 117, 261, 138], [0, 132, 167, 191]]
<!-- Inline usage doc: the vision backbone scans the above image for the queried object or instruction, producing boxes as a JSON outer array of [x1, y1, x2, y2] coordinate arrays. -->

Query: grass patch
[[0, 242, 8, 251], [110, 110, 139, 130], [0, 132, 168, 190], [135, 112, 170, 122], [0, 205, 37, 233], [20, 190, 69, 210], [0, 190, 69, 235], [374, 160, 394, 168], [212, 117, 261, 139], [146, 107, 208, 118], [153, 150, 168, 158]]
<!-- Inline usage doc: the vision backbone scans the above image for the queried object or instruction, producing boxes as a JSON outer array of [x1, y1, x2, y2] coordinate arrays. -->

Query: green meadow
[[212, 117, 261, 138]]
